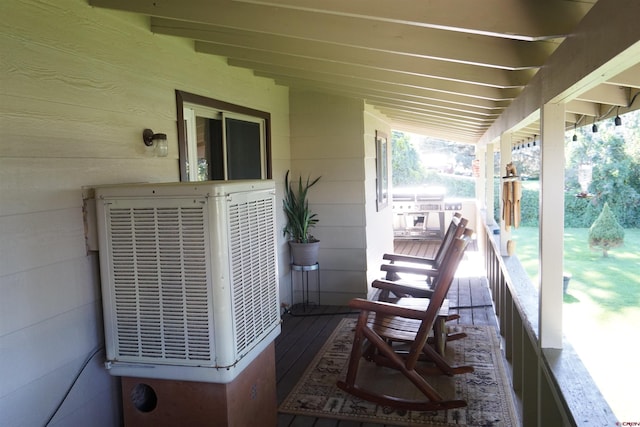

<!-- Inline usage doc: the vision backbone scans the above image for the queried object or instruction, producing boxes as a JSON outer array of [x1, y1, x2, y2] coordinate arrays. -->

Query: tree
[[391, 131, 427, 186], [565, 111, 640, 228], [511, 145, 541, 180], [588, 202, 625, 257]]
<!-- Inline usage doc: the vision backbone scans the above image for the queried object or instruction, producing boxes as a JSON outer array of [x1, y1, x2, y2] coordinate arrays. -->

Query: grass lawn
[[510, 226, 640, 421]]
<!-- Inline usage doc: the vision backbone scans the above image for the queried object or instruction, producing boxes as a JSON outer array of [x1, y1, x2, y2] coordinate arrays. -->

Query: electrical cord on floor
[[282, 306, 358, 317], [281, 303, 494, 317], [286, 310, 359, 317], [450, 304, 494, 309], [44, 346, 104, 427]]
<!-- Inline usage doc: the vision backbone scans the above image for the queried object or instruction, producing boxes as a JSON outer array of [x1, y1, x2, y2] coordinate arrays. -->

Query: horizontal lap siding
[[364, 107, 394, 295], [287, 93, 392, 307], [0, 0, 289, 425], [288, 91, 368, 306]]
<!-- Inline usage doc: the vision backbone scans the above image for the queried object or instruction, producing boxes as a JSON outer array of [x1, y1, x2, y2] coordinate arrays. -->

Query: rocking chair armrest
[[382, 253, 437, 266], [372, 279, 435, 298], [348, 298, 427, 320], [380, 263, 440, 278]]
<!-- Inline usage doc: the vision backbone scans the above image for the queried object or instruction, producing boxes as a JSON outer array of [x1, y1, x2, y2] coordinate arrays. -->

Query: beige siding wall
[[363, 105, 394, 297], [288, 91, 393, 305], [289, 90, 366, 305], [0, 0, 289, 425]]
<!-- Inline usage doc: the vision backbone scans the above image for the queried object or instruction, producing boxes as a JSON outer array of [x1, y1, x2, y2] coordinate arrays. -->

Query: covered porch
[[1, 0, 638, 426], [275, 230, 617, 426]]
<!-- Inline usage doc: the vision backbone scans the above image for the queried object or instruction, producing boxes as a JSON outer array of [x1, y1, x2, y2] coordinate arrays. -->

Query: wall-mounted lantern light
[[143, 129, 168, 157]]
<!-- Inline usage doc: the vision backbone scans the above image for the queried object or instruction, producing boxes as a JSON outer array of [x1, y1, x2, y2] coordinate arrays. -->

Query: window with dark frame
[[176, 90, 272, 182]]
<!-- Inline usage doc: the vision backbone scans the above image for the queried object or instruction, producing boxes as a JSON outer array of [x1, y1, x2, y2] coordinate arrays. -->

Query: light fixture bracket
[[143, 129, 155, 146]]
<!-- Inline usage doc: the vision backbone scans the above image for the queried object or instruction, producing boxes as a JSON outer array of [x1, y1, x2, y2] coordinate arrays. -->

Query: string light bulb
[[614, 107, 622, 126]]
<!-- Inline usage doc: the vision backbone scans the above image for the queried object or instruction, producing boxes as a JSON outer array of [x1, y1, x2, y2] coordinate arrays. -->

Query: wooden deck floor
[[275, 239, 498, 427]]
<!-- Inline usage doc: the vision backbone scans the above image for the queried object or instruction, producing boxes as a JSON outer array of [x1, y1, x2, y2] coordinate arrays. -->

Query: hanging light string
[[569, 92, 638, 139], [627, 91, 640, 108], [512, 135, 540, 151], [616, 91, 640, 126], [593, 91, 640, 127], [571, 114, 586, 141]]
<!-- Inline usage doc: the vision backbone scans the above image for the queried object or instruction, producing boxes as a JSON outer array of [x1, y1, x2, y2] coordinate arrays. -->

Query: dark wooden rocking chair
[[336, 233, 473, 411]]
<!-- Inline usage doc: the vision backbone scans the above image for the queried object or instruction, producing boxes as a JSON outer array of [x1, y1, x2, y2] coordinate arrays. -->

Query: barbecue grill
[[392, 186, 456, 239]]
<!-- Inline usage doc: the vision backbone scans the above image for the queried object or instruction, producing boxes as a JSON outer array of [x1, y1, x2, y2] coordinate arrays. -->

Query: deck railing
[[481, 221, 617, 426]]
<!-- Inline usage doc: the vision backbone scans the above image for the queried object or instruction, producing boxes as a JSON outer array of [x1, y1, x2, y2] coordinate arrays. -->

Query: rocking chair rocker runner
[[337, 233, 474, 411]]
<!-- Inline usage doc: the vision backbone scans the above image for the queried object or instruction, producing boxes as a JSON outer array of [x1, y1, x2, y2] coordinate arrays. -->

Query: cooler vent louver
[[228, 197, 279, 355], [108, 205, 212, 363], [95, 180, 280, 383]]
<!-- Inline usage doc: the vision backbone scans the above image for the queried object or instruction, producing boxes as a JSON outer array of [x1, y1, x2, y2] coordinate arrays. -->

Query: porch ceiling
[[90, 0, 640, 146]]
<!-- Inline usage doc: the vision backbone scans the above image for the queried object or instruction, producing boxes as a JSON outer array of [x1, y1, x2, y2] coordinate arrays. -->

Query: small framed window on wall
[[375, 130, 390, 211]]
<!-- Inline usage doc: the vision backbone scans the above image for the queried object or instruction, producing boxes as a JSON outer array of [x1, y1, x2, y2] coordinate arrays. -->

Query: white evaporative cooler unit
[[94, 180, 280, 383]]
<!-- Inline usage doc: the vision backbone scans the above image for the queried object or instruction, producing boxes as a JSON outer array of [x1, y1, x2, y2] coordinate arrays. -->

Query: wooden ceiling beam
[[232, 0, 593, 41], [607, 64, 640, 89], [233, 59, 519, 101], [370, 101, 497, 123], [383, 117, 483, 138], [212, 44, 523, 96], [264, 75, 509, 112], [576, 85, 631, 107], [388, 121, 478, 145], [91, 0, 552, 69], [190, 37, 531, 88]]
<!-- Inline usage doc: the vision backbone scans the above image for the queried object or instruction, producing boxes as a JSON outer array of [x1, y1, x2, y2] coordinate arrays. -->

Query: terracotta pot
[[289, 241, 320, 266]]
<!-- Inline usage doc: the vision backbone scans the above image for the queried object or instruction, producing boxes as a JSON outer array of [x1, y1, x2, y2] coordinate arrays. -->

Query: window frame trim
[[175, 90, 272, 182]]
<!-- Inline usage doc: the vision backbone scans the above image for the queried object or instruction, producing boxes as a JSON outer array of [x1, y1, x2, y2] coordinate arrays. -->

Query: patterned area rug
[[279, 318, 519, 426]]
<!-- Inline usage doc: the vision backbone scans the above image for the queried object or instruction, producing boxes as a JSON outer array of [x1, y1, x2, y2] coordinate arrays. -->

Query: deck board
[[276, 239, 496, 426]]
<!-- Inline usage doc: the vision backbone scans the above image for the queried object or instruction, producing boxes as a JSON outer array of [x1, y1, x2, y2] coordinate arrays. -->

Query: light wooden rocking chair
[[373, 220, 469, 301], [336, 233, 473, 411], [379, 214, 468, 293], [373, 227, 475, 355]]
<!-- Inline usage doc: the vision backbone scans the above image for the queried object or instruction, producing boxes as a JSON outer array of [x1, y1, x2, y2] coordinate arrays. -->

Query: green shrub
[[492, 179, 539, 227], [518, 187, 539, 227], [588, 202, 625, 257], [423, 172, 476, 198], [565, 194, 594, 228], [469, 176, 639, 229]]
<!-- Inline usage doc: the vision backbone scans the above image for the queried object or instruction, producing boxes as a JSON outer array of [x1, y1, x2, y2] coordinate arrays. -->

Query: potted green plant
[[283, 170, 321, 265]]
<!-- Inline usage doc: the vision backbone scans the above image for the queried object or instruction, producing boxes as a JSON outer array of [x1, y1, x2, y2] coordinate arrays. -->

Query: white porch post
[[475, 145, 486, 209], [539, 102, 565, 349], [485, 142, 495, 224], [499, 132, 512, 254]]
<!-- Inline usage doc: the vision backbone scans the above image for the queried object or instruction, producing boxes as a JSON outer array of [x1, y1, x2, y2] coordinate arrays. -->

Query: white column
[[485, 142, 495, 224], [539, 102, 565, 349], [499, 132, 512, 254], [475, 145, 487, 209]]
